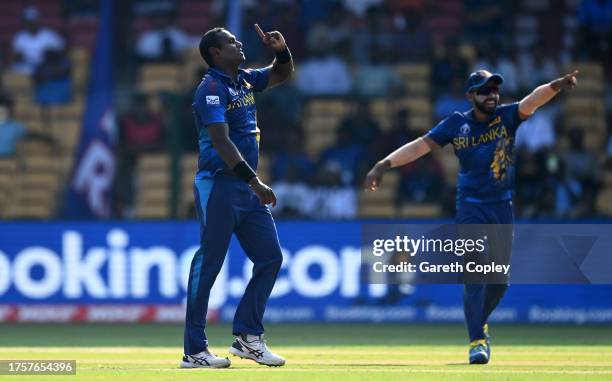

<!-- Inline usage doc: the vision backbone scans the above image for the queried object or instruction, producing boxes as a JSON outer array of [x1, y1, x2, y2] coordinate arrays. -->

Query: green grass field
[[0, 323, 611, 380]]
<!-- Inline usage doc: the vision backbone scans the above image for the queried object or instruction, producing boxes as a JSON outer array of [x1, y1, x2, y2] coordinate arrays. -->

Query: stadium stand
[[0, 0, 609, 220]]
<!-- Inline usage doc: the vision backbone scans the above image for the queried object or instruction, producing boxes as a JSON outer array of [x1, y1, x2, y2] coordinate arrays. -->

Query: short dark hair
[[199, 27, 225, 67]]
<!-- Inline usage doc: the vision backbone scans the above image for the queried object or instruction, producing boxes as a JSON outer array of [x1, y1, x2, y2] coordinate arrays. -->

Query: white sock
[[244, 334, 261, 342]]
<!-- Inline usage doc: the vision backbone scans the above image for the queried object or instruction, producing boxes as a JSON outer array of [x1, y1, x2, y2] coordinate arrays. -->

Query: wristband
[[275, 47, 292, 64], [233, 161, 257, 183]]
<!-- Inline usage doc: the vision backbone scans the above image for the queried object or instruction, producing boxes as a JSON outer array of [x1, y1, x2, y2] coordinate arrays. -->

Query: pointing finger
[[254, 24, 267, 40]]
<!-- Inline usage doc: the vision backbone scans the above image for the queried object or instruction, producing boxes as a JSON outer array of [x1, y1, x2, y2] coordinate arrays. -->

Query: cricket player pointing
[[365, 69, 578, 364], [181, 24, 293, 368]]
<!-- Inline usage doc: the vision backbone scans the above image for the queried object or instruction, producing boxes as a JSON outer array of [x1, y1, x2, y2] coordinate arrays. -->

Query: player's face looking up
[[212, 30, 245, 67], [469, 85, 500, 115]]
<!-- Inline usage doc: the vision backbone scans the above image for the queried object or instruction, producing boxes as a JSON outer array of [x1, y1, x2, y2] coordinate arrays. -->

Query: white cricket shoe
[[180, 349, 231, 368], [228, 334, 286, 367]]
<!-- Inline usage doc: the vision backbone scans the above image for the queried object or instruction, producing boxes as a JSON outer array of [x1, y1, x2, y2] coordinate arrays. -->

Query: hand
[[254, 23, 286, 52], [364, 160, 391, 192], [249, 177, 277, 206], [550, 70, 579, 92]]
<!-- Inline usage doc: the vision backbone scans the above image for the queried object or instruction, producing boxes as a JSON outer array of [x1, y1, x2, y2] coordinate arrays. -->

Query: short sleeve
[[425, 116, 455, 148], [242, 67, 270, 92], [499, 102, 524, 133], [193, 78, 228, 127]]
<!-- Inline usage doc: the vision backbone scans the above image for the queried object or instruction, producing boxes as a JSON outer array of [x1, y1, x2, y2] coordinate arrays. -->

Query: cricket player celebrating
[[365, 69, 579, 364], [181, 25, 293, 368]]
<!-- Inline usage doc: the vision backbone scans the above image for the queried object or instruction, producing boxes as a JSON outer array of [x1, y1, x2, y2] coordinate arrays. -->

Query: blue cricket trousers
[[183, 174, 283, 355], [456, 200, 513, 342]]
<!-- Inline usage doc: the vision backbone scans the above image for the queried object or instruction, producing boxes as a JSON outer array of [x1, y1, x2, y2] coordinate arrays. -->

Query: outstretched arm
[[364, 137, 433, 191], [255, 24, 294, 88], [518, 70, 579, 117]]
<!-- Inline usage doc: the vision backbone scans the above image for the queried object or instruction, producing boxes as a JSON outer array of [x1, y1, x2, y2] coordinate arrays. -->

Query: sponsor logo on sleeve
[[206, 96, 220, 105]]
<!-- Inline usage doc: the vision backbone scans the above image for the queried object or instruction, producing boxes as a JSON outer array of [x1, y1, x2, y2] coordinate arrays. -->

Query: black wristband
[[233, 161, 257, 183], [275, 47, 292, 64]]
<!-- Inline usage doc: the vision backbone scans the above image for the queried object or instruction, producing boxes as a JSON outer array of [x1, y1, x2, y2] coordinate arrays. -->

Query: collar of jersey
[[208, 67, 245, 86]]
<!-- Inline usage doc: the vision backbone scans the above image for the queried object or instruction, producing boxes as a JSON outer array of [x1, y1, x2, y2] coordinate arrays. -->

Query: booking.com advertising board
[[1, 222, 612, 324]]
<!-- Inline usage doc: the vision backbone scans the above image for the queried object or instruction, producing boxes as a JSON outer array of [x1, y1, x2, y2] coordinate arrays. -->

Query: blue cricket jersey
[[426, 103, 525, 203], [192, 66, 270, 179]]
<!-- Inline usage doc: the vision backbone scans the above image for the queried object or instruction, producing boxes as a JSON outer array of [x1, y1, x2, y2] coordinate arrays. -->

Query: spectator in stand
[[255, 78, 302, 154], [422, 0, 463, 45], [337, 99, 382, 149], [562, 127, 601, 203], [549, 159, 584, 219], [320, 111, 374, 186], [306, 4, 351, 55], [433, 77, 471, 122], [431, 38, 469, 97], [374, 108, 447, 207], [386, 0, 426, 14], [135, 13, 197, 63], [375, 108, 419, 160], [342, 0, 384, 17], [463, 0, 506, 43], [515, 104, 559, 153], [11, 7, 65, 75], [473, 42, 519, 95], [271, 163, 313, 218], [239, 5, 268, 65], [299, 0, 336, 31], [519, 141, 595, 219], [0, 94, 26, 157], [296, 47, 352, 96], [271, 131, 315, 184], [397, 153, 445, 205], [309, 162, 357, 219], [120, 93, 165, 154], [33, 47, 73, 106], [180, 68, 207, 154], [515, 148, 543, 218], [270, 134, 315, 219], [131, 0, 177, 17], [114, 93, 165, 216], [577, 0, 612, 67], [606, 113, 612, 168], [353, 46, 403, 98], [271, 1, 307, 61], [63, 0, 100, 19], [391, 8, 431, 63], [351, 5, 394, 64], [517, 46, 559, 92]]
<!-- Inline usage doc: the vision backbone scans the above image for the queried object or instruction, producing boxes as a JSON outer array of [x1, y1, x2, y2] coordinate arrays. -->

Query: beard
[[474, 96, 498, 115]]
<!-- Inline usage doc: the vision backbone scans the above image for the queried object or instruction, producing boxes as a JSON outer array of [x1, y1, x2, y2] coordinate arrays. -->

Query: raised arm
[[254, 24, 294, 88], [518, 70, 579, 118], [364, 137, 433, 191]]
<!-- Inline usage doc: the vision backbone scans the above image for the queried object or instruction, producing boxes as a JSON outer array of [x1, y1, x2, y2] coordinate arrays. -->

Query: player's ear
[[209, 46, 221, 61]]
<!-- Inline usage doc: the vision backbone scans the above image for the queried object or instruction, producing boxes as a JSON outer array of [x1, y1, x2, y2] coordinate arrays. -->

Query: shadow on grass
[[0, 323, 610, 347]]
